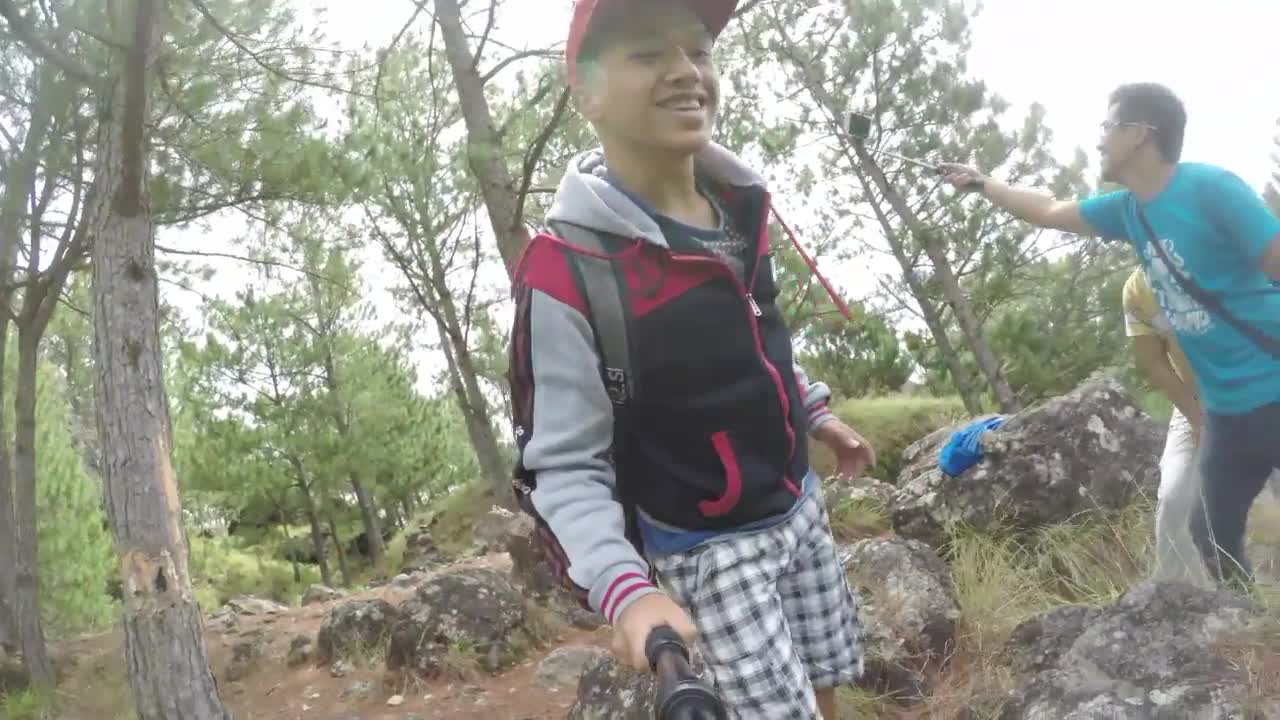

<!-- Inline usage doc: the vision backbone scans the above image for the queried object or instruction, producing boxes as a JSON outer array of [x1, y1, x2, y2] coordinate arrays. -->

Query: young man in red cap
[[506, 1, 869, 716]]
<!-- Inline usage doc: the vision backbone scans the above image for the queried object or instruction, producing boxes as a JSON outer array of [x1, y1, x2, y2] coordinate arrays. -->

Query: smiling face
[[574, 0, 719, 159]]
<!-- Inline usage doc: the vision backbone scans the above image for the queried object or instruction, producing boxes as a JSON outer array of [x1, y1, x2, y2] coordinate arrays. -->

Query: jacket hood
[[545, 142, 766, 248]]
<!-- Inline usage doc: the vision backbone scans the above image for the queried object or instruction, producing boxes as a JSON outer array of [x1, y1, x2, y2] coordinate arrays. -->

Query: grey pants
[[1190, 401, 1280, 587]]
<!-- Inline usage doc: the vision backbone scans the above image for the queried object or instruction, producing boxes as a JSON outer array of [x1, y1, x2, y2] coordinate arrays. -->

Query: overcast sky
[[163, 0, 1280, 391]]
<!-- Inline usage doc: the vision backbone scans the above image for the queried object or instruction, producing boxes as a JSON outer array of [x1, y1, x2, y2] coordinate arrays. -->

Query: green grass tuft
[[819, 394, 968, 482]]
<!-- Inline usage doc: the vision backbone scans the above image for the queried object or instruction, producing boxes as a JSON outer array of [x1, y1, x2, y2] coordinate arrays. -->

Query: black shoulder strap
[[547, 221, 635, 406], [1135, 205, 1280, 360], [547, 221, 649, 565]]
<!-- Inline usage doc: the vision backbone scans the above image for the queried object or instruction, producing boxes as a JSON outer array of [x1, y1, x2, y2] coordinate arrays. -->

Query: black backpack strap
[[1135, 204, 1280, 360], [549, 221, 635, 406], [547, 221, 649, 566]]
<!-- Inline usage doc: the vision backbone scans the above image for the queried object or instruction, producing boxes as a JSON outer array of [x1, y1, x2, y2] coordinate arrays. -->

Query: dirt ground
[[51, 555, 610, 720]]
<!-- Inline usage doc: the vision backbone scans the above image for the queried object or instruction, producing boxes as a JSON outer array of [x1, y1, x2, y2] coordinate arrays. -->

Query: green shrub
[[0, 687, 58, 720], [187, 534, 319, 608], [816, 394, 968, 482], [427, 482, 499, 557], [26, 364, 116, 635]]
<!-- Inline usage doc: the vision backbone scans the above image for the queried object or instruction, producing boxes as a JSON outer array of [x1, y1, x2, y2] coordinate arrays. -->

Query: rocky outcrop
[[998, 581, 1273, 719], [535, 645, 610, 689], [893, 377, 1162, 546], [314, 598, 399, 665], [399, 520, 446, 574], [842, 536, 959, 700], [224, 631, 266, 682], [385, 567, 529, 677], [567, 654, 656, 720], [300, 584, 344, 607]]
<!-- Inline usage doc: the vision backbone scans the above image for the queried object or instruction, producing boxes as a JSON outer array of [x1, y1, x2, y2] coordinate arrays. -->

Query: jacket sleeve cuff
[[808, 404, 837, 434], [590, 563, 661, 625]]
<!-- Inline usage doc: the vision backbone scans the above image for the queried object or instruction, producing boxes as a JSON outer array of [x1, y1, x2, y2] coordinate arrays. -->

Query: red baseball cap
[[565, 0, 739, 87]]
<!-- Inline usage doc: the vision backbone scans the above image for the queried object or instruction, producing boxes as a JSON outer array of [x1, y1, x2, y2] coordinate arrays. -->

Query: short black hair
[[1108, 82, 1186, 163]]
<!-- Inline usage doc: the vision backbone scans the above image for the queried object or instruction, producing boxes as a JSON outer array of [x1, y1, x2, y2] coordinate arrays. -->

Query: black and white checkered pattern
[[651, 490, 865, 719]]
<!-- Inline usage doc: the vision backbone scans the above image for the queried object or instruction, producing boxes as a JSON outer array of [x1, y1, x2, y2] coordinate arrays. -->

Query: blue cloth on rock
[[938, 416, 1006, 476]]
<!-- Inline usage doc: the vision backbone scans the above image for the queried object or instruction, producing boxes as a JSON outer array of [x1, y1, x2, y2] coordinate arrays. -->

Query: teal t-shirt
[[1078, 162, 1280, 415]]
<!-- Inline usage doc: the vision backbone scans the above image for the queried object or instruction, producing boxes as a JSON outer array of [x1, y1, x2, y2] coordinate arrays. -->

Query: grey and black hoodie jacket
[[506, 141, 838, 626]]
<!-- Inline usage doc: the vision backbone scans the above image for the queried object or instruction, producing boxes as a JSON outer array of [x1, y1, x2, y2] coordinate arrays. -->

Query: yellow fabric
[[1122, 268, 1196, 384]]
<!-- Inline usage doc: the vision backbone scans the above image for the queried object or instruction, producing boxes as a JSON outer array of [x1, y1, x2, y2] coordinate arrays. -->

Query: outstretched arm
[[938, 163, 1131, 241]]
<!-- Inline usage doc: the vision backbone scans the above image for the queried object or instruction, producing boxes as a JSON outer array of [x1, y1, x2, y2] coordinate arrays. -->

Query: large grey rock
[[842, 537, 959, 700], [385, 567, 529, 677], [893, 376, 1162, 546], [315, 598, 400, 665], [300, 584, 344, 607], [567, 654, 656, 720], [999, 581, 1275, 719], [224, 595, 290, 616], [224, 631, 267, 682], [824, 479, 897, 542], [399, 521, 445, 574], [535, 645, 610, 689]]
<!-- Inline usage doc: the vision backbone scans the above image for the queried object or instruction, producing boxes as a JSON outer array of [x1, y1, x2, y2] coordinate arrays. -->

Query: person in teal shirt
[[938, 82, 1280, 588]]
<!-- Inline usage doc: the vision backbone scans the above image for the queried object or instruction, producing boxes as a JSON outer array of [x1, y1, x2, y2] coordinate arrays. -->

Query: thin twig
[[512, 86, 570, 227], [478, 48, 558, 85], [154, 244, 338, 284], [188, 0, 375, 99], [0, 0, 96, 85]]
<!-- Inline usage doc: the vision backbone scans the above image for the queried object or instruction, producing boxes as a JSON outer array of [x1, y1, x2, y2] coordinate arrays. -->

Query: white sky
[[162, 0, 1280, 393]]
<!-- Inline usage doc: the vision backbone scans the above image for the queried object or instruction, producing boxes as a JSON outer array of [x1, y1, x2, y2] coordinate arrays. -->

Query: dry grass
[[828, 493, 892, 543], [893, 500, 1157, 717]]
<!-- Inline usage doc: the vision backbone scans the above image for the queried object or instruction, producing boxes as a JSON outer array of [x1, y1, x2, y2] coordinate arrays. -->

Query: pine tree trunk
[[855, 146, 1021, 413], [11, 330, 52, 685], [325, 512, 350, 586], [292, 470, 331, 587], [0, 64, 51, 665], [432, 312, 509, 497], [0, 323, 13, 656], [851, 170, 984, 414], [317, 349, 385, 563], [434, 0, 530, 275], [90, 1, 229, 717], [418, 232, 509, 496]]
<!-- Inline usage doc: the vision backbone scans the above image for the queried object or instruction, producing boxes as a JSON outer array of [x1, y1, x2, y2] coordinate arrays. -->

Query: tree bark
[[0, 334, 11, 658], [288, 457, 331, 587], [325, 511, 350, 586], [854, 145, 1020, 413], [90, 0, 230, 717], [11, 330, 53, 684], [434, 0, 530, 275], [850, 169, 983, 414], [0, 64, 53, 678], [427, 295, 508, 495]]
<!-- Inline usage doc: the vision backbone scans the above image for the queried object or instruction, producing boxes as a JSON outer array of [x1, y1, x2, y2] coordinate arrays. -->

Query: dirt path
[[52, 555, 607, 720]]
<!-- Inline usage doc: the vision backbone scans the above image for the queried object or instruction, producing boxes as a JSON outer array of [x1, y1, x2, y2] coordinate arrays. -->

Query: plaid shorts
[[651, 488, 865, 719]]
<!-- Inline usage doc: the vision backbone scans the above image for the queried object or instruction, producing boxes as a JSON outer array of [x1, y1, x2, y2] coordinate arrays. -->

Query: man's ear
[[572, 62, 607, 122], [573, 87, 605, 123]]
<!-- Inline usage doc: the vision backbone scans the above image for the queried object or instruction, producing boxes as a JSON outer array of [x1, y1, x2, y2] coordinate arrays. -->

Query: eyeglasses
[[1100, 120, 1158, 134]]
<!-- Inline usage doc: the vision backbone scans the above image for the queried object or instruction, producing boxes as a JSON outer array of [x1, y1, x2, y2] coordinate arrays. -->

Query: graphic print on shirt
[[1144, 236, 1211, 337]]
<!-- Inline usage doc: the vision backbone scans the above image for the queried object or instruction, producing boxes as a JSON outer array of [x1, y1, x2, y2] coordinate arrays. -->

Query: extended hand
[[937, 163, 987, 193], [814, 419, 876, 481]]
